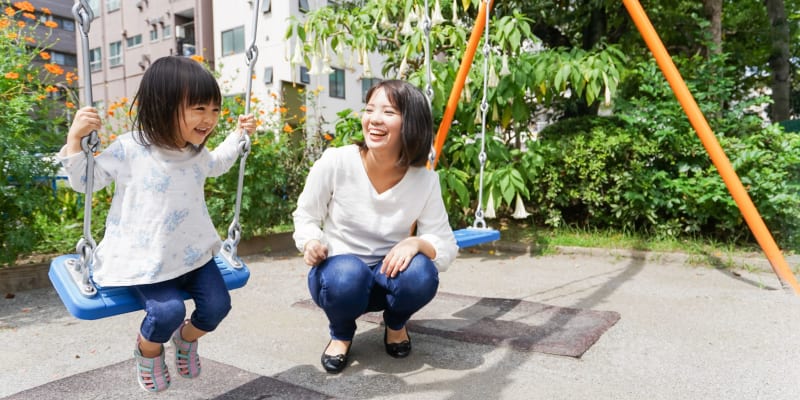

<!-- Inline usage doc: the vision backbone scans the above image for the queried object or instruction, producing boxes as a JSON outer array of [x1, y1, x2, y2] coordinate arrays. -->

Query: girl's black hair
[[130, 56, 222, 151], [358, 79, 433, 167]]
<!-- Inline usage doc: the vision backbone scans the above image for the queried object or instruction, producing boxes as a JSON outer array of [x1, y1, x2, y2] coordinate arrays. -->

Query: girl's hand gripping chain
[[66, 106, 102, 156]]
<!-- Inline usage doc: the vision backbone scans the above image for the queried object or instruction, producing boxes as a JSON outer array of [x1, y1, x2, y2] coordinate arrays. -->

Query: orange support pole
[[430, 0, 494, 169], [623, 0, 800, 294]]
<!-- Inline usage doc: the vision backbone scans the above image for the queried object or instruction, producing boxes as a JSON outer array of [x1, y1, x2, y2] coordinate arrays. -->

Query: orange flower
[[43, 20, 57, 29], [120, 97, 128, 103], [299, 105, 307, 112], [41, 7, 50, 14], [65, 71, 78, 84], [45, 85, 58, 93], [4, 71, 19, 79], [107, 110, 114, 117], [109, 134, 117, 141], [24, 36, 34, 43], [323, 133, 333, 141], [65, 101, 75, 109], [43, 63, 64, 75], [4, 7, 15, 17], [251, 96, 259, 103], [16, 20, 25, 28], [39, 51, 50, 60], [282, 123, 292, 133], [190, 54, 204, 63], [7, 32, 17, 39], [0, 18, 9, 29], [37, 94, 46, 100], [22, 12, 33, 19], [279, 107, 287, 114], [13, 2, 34, 12]]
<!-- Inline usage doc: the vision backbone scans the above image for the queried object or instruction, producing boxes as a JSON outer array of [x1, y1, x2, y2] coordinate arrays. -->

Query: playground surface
[[1, 245, 799, 399]]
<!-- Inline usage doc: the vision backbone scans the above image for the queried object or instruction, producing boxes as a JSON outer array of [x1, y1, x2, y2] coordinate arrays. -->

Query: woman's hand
[[237, 114, 257, 136], [303, 239, 328, 267], [381, 237, 421, 278], [65, 106, 102, 156]]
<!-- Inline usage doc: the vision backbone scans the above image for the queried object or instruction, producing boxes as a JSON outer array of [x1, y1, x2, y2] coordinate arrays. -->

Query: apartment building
[[74, 0, 381, 135], [75, 0, 214, 111]]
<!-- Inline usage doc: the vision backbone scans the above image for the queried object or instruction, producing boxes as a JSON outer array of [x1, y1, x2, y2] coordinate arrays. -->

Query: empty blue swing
[[49, 0, 262, 320]]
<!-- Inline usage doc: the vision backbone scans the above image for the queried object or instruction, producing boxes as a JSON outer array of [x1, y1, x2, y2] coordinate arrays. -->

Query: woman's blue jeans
[[308, 253, 440, 341], [132, 258, 232, 343]]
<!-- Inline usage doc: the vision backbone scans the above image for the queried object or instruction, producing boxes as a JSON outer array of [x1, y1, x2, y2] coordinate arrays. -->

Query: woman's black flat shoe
[[321, 340, 351, 374], [384, 326, 412, 358]]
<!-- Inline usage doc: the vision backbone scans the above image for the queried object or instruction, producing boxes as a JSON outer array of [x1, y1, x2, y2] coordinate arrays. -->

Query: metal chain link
[[423, 0, 437, 165]]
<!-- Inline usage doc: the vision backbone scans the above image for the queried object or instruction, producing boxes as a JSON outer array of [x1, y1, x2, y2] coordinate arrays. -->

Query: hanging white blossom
[[484, 193, 496, 219], [511, 194, 531, 219], [400, 17, 414, 36], [397, 51, 409, 79], [451, 0, 459, 25], [499, 53, 511, 76], [488, 56, 499, 88], [362, 48, 373, 78], [308, 53, 322, 75], [290, 40, 303, 65], [432, 0, 445, 25]]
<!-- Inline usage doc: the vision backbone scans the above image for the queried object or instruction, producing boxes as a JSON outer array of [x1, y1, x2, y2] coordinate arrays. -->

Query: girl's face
[[362, 87, 403, 156], [178, 102, 220, 147]]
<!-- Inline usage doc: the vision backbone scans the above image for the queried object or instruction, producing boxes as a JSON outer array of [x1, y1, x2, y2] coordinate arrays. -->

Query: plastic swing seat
[[48, 253, 250, 320], [454, 227, 500, 248]]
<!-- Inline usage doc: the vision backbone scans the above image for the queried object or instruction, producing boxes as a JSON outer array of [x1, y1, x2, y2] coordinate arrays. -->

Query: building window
[[361, 78, 381, 102], [163, 24, 172, 39], [149, 27, 158, 42], [263, 67, 273, 84], [299, 0, 309, 13], [299, 66, 309, 84], [221, 26, 245, 56], [89, 47, 102, 71], [108, 41, 122, 67], [262, 0, 271, 13], [126, 34, 143, 48], [87, 0, 100, 16], [106, 0, 120, 12], [329, 68, 345, 99], [51, 51, 78, 67]]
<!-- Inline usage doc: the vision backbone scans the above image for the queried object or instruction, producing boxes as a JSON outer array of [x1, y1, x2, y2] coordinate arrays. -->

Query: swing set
[[49, 0, 799, 321]]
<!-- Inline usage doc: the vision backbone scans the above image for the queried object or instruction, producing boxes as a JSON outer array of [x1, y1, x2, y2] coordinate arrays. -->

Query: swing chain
[[423, 0, 437, 166], [221, 0, 260, 268], [473, 0, 492, 230]]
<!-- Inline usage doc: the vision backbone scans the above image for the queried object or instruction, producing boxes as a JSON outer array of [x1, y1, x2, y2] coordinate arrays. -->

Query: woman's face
[[178, 102, 220, 147], [362, 87, 403, 156]]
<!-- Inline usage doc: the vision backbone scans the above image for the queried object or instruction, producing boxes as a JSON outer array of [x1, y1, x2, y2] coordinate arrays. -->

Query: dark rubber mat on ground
[[294, 291, 620, 358], [2, 358, 331, 400]]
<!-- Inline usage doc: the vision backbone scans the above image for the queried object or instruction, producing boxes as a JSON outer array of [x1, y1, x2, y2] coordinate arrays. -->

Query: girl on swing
[[58, 56, 256, 392]]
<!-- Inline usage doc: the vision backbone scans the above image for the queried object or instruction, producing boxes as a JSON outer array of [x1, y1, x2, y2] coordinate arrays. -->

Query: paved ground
[[1, 245, 799, 399]]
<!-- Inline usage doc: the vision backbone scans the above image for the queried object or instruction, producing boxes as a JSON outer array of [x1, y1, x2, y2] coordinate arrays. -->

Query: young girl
[[58, 56, 256, 392]]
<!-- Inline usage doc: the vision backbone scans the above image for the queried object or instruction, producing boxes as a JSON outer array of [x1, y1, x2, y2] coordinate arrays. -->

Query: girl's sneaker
[[171, 322, 201, 378], [134, 339, 171, 392]]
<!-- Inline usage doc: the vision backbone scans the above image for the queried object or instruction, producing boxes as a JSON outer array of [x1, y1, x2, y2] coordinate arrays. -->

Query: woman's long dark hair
[[131, 56, 222, 151], [358, 80, 433, 167]]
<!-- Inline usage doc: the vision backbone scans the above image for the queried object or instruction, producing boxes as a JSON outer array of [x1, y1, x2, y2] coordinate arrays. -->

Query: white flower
[[484, 193, 496, 219], [511, 194, 531, 219], [362, 49, 373, 78], [308, 53, 322, 75], [500, 53, 511, 76], [290, 40, 303, 65], [432, 0, 445, 25]]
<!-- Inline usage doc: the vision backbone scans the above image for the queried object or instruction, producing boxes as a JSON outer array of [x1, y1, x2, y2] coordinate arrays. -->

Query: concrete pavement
[[1, 246, 799, 399]]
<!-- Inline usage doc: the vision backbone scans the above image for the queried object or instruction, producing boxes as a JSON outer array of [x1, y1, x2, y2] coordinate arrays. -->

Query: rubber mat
[[294, 291, 620, 358], [2, 358, 330, 400]]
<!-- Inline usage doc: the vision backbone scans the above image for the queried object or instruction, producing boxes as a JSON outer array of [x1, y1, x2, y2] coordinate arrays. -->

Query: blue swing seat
[[48, 253, 250, 320], [454, 227, 501, 248]]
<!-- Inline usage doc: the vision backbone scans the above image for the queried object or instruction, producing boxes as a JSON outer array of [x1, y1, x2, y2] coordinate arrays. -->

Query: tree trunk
[[765, 0, 791, 122], [702, 0, 723, 55]]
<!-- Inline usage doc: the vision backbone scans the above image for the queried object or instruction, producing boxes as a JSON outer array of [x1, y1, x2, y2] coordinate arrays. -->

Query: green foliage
[[1, 2, 77, 265]]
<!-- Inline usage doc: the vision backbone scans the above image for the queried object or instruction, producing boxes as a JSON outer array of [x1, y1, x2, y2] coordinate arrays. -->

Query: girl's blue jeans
[[132, 257, 231, 343], [308, 253, 440, 341]]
